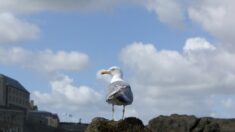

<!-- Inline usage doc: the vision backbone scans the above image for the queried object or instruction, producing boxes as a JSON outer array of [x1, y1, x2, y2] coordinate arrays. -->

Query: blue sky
[[1, 0, 235, 123]]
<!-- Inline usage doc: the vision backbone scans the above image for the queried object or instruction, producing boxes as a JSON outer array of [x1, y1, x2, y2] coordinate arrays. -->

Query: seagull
[[100, 66, 133, 120]]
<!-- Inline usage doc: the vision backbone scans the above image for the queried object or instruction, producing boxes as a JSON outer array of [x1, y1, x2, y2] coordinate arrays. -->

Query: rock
[[148, 114, 198, 132], [85, 115, 235, 132], [191, 117, 220, 132], [85, 117, 151, 132], [214, 119, 235, 132], [148, 114, 224, 132]]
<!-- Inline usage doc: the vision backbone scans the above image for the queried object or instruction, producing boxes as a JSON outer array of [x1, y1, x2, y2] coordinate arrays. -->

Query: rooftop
[[0, 74, 29, 93], [29, 110, 60, 120]]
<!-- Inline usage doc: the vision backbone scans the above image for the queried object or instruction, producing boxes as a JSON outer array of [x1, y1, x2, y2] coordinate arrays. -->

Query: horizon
[[1, 0, 235, 124]]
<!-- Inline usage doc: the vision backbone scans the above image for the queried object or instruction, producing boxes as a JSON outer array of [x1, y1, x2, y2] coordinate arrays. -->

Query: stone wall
[[0, 109, 24, 132], [0, 77, 5, 106]]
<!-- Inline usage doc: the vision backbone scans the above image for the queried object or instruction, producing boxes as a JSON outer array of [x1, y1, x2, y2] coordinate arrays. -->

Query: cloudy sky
[[1, 0, 235, 123]]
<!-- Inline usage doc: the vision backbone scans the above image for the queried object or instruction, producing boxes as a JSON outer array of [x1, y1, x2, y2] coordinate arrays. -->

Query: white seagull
[[101, 66, 133, 120]]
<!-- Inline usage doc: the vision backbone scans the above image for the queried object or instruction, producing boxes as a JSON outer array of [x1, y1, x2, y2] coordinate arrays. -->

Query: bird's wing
[[106, 81, 133, 105]]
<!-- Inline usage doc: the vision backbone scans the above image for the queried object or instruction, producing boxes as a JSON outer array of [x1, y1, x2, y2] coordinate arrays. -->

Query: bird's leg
[[122, 105, 125, 120], [112, 104, 114, 121]]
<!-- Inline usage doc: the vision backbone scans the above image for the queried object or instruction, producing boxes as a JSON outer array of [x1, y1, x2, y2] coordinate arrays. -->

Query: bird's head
[[100, 66, 123, 78]]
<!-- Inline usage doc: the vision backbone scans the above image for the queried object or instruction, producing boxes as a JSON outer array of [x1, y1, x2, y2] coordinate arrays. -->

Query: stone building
[[28, 111, 60, 128], [59, 122, 88, 132], [0, 109, 24, 132], [0, 74, 30, 132], [0, 74, 30, 111], [29, 100, 38, 111]]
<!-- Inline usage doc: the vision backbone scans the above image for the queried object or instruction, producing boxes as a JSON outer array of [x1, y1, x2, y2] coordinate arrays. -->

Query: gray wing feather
[[106, 81, 133, 105]]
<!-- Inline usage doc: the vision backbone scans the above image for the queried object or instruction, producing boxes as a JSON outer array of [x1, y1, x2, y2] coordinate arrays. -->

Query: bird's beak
[[100, 70, 111, 75]]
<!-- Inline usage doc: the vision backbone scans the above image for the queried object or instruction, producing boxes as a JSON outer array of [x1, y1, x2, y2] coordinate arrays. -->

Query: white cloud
[[32, 74, 105, 122], [0, 47, 89, 74], [184, 37, 216, 52], [34, 50, 89, 73], [119, 40, 235, 122], [143, 0, 185, 28], [32, 74, 101, 106], [0, 13, 39, 44], [0, 47, 30, 64], [188, 0, 235, 48]]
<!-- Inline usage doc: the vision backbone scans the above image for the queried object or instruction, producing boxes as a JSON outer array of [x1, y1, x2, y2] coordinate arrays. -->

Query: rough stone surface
[[148, 114, 198, 132], [85, 117, 151, 132], [148, 114, 235, 132], [191, 117, 220, 132]]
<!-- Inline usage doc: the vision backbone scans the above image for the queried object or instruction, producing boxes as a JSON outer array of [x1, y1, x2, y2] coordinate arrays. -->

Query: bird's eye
[[111, 68, 115, 71]]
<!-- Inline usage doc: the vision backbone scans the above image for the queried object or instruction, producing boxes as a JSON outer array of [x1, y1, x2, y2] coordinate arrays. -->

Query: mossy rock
[[86, 117, 151, 132]]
